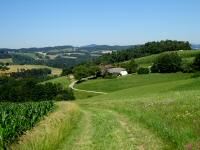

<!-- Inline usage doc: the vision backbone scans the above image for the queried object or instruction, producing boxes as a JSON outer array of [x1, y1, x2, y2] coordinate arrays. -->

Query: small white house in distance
[[107, 68, 128, 76]]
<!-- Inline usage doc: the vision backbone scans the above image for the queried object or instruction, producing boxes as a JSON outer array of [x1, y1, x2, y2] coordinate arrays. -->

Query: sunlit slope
[[76, 74, 200, 149], [75, 73, 191, 93]]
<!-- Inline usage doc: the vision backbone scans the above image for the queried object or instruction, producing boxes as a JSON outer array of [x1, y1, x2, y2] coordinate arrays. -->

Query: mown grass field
[[0, 65, 62, 76], [13, 73, 200, 150]]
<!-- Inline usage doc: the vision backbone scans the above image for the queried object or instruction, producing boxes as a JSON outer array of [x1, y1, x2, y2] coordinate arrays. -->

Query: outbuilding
[[107, 68, 128, 76]]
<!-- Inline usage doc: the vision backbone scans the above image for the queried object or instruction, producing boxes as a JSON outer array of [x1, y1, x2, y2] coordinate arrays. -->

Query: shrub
[[55, 89, 75, 101], [193, 54, 200, 71], [191, 72, 200, 78], [104, 72, 118, 79], [151, 52, 182, 73], [120, 59, 138, 73], [181, 62, 194, 73], [137, 67, 150, 74], [61, 68, 72, 76]]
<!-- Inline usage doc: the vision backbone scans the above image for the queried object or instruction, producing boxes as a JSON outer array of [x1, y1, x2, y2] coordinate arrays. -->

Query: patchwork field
[[0, 65, 62, 76], [13, 73, 200, 150], [0, 58, 13, 64]]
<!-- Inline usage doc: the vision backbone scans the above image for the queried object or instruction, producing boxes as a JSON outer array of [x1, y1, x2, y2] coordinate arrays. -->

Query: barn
[[107, 68, 128, 76]]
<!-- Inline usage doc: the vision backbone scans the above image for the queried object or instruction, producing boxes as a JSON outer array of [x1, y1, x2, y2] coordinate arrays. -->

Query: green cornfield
[[0, 101, 54, 149]]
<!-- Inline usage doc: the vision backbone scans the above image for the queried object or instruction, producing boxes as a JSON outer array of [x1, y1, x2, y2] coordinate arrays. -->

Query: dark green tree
[[151, 52, 182, 73], [193, 54, 200, 71]]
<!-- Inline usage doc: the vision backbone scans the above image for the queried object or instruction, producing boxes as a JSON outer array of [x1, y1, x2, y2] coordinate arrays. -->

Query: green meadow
[[13, 72, 200, 150], [12, 50, 200, 150], [134, 50, 200, 67]]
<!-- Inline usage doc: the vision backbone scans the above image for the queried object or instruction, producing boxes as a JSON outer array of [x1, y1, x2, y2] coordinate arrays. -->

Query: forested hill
[[77, 45, 134, 51], [98, 40, 192, 64], [0, 45, 134, 52], [0, 46, 74, 52]]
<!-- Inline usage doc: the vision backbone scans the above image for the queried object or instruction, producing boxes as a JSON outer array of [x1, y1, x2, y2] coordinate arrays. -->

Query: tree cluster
[[0, 51, 11, 59], [10, 68, 51, 78], [151, 52, 182, 73], [0, 77, 75, 102], [0, 63, 9, 71], [72, 65, 101, 80]]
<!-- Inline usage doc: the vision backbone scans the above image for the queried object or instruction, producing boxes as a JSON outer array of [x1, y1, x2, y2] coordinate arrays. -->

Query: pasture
[[12, 73, 200, 150]]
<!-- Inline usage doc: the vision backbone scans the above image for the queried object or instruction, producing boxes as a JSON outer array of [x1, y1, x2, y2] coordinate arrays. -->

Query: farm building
[[107, 68, 128, 76]]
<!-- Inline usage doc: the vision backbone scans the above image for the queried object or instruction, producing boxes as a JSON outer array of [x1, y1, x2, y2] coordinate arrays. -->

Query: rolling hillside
[[12, 72, 200, 150], [134, 50, 200, 67]]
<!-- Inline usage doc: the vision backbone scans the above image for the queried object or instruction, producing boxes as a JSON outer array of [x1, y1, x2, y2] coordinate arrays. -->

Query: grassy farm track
[[59, 107, 170, 150]]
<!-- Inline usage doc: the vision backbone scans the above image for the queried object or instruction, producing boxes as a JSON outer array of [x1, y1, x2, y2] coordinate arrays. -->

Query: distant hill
[[78, 45, 135, 51], [0, 45, 135, 53], [0, 46, 74, 52], [192, 44, 200, 50]]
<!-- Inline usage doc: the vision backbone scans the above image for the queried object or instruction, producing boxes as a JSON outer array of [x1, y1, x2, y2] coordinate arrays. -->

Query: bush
[[61, 68, 72, 76], [120, 59, 138, 73], [181, 62, 194, 73], [55, 89, 75, 101], [191, 72, 200, 78], [102, 72, 118, 79], [193, 54, 200, 71], [137, 67, 150, 74], [151, 52, 182, 73]]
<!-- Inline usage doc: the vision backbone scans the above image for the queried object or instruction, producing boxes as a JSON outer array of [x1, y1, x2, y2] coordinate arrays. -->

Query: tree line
[[0, 77, 75, 102], [98, 40, 191, 64], [10, 68, 52, 78]]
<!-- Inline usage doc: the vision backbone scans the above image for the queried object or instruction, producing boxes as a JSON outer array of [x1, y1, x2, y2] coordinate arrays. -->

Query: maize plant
[[0, 101, 54, 149]]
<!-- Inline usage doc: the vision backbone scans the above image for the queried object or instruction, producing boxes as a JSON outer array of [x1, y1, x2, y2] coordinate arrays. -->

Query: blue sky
[[0, 0, 200, 48]]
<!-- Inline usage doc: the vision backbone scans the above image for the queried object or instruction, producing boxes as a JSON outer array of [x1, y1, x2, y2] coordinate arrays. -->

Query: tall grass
[[11, 102, 80, 150]]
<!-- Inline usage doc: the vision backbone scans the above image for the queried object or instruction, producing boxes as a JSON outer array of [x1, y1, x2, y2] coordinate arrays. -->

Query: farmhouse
[[107, 68, 128, 76]]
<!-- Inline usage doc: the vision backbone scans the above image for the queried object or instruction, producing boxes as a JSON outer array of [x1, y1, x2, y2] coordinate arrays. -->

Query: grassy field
[[134, 50, 200, 67], [42, 76, 70, 89], [0, 65, 62, 76], [75, 73, 191, 93], [0, 58, 13, 64], [75, 73, 200, 149], [13, 73, 200, 150]]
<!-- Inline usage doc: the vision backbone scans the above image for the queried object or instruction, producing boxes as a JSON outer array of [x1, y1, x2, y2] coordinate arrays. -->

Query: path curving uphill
[[69, 79, 108, 95]]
